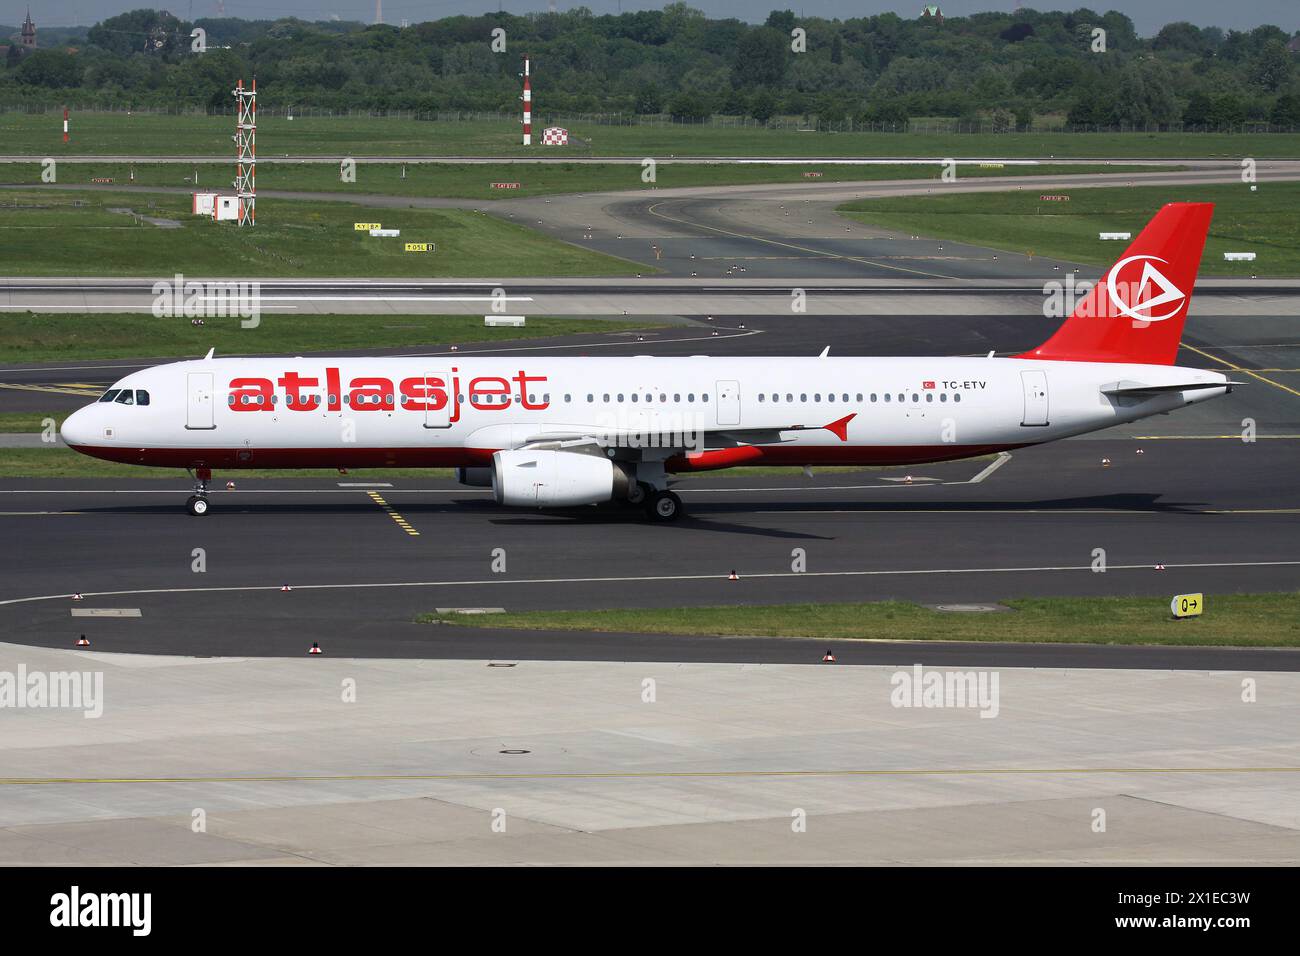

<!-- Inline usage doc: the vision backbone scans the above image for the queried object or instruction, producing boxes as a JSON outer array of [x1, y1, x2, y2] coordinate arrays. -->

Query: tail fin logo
[[1106, 255, 1186, 323]]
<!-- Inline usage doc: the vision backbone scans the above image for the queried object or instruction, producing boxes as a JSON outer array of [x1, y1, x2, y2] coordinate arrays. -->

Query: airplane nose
[[60, 407, 92, 446]]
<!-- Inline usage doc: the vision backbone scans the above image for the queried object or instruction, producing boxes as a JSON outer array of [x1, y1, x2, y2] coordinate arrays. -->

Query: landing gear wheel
[[186, 495, 210, 516], [625, 481, 649, 506], [644, 490, 683, 522]]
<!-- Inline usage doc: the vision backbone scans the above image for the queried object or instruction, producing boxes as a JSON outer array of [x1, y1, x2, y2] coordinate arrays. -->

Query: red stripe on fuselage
[[67, 443, 1027, 471]]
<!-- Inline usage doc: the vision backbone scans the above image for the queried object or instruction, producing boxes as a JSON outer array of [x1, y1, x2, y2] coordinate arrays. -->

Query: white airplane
[[62, 202, 1232, 520]]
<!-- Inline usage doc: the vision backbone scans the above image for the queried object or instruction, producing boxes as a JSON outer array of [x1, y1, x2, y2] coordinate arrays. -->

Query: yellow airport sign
[[354, 222, 382, 231], [1170, 593, 1204, 619], [404, 242, 435, 253]]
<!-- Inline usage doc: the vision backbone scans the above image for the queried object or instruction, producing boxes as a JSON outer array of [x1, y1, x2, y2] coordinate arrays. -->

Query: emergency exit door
[[1020, 370, 1049, 427], [715, 380, 740, 426], [186, 372, 215, 430]]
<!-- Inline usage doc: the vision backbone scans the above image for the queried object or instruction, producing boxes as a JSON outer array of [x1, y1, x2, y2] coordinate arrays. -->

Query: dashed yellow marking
[[0, 382, 101, 397], [367, 491, 419, 537]]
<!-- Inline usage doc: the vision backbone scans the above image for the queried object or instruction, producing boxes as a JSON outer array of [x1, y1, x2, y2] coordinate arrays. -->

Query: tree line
[[4, 5, 1299, 130]]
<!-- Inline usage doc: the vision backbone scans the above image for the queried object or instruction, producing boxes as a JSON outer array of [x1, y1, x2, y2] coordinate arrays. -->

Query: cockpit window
[[114, 390, 135, 405], [99, 389, 121, 403], [135, 390, 150, 406]]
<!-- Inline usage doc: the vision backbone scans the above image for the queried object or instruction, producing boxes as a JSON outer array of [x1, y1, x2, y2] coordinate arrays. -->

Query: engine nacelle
[[455, 466, 493, 488], [492, 449, 627, 508]]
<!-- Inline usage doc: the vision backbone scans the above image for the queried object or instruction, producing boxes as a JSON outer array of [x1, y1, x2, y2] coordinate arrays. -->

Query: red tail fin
[[1017, 202, 1214, 365]]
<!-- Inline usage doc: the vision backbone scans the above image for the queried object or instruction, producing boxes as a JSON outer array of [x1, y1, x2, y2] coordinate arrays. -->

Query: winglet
[[819, 346, 830, 358], [824, 413, 856, 442], [204, 347, 215, 360]]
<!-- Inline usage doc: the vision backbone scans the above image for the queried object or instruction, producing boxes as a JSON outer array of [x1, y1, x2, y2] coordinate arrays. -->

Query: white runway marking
[[71, 608, 142, 617], [4, 560, 1298, 609]]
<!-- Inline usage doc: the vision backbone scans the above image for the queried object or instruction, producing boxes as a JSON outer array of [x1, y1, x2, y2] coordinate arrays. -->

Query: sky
[[4, 0, 1297, 38]]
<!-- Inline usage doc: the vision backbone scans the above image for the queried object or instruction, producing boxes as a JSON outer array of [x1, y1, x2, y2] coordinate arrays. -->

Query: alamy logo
[[1105, 255, 1186, 323], [0, 665, 102, 718], [50, 886, 151, 936], [890, 664, 1000, 718]]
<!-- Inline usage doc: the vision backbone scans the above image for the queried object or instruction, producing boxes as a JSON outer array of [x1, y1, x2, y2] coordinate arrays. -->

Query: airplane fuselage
[[61, 354, 1229, 471]]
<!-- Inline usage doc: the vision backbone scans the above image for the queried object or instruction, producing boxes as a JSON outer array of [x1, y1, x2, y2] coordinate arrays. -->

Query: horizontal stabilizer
[[1101, 381, 1238, 397]]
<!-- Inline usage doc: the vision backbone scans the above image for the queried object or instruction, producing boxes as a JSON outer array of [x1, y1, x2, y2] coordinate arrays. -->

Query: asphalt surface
[[1, 307, 1296, 666]]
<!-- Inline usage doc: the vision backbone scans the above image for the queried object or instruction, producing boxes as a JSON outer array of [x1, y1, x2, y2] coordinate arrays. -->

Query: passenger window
[[884, 393, 891, 403], [954, 394, 962, 403], [115, 390, 134, 405], [99, 389, 121, 403], [870, 393, 877, 402], [940, 393, 948, 402]]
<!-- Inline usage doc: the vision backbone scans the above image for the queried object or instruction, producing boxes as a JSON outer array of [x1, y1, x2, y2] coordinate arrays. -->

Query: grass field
[[418, 594, 1300, 648], [4, 112, 1299, 159], [839, 181, 1300, 276], [0, 312, 651, 362], [0, 161, 1171, 200], [0, 189, 639, 277]]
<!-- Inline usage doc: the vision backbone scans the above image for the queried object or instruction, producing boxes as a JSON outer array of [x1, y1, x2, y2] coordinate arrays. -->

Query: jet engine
[[491, 449, 631, 508]]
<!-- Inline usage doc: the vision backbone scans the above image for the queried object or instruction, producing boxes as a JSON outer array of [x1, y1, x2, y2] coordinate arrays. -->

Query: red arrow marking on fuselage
[[824, 413, 856, 442]]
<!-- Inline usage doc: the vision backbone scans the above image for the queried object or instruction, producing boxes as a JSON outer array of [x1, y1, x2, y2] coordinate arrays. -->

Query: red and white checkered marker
[[542, 126, 568, 145], [308, 642, 322, 655]]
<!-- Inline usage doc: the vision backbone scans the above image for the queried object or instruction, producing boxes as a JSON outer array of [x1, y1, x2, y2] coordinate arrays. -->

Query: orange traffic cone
[[76, 635, 90, 647], [308, 642, 322, 655], [225, 480, 236, 490], [1154, 563, 1166, 571], [822, 649, 836, 663], [71, 592, 84, 601], [728, 570, 739, 581], [281, 585, 292, 592]]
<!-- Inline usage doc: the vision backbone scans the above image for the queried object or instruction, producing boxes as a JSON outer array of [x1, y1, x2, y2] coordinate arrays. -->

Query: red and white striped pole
[[522, 55, 531, 146], [62, 106, 69, 144]]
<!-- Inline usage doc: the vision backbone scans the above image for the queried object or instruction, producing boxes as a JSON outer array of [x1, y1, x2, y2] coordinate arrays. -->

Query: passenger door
[[186, 372, 216, 430], [1020, 370, 1049, 427]]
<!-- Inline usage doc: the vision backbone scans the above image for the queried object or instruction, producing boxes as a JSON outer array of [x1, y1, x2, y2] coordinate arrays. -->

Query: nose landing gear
[[186, 466, 212, 516]]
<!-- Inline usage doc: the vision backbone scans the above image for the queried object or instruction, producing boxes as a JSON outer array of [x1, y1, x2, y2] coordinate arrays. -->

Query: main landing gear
[[644, 489, 682, 522], [186, 466, 211, 517]]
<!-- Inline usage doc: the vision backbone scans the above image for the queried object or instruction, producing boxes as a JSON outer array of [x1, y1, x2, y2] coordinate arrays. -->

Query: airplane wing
[[520, 413, 857, 451]]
